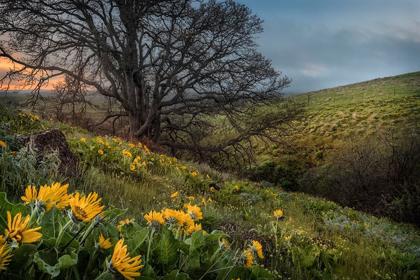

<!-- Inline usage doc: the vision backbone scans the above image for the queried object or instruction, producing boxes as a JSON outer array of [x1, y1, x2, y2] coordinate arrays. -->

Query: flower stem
[[94, 270, 109, 280], [146, 227, 155, 263], [56, 219, 73, 248]]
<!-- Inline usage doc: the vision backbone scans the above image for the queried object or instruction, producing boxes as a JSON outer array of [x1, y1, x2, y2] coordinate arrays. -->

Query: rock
[[19, 129, 78, 177]]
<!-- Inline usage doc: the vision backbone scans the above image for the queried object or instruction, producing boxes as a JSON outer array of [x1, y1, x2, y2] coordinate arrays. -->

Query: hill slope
[[1, 100, 420, 279]]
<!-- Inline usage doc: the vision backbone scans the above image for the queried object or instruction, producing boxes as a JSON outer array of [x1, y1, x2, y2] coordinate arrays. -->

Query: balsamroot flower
[[162, 209, 184, 226], [251, 240, 264, 259], [98, 233, 112, 250], [186, 223, 204, 235], [170, 191, 178, 199], [273, 209, 283, 220], [5, 211, 42, 245], [0, 243, 12, 270], [242, 249, 253, 268], [20, 182, 71, 212], [69, 192, 105, 222], [220, 238, 230, 250], [186, 204, 203, 221], [144, 210, 164, 227], [118, 219, 135, 232], [109, 239, 143, 280]]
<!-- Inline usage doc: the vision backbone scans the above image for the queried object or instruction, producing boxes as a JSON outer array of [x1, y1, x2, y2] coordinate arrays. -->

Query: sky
[[236, 0, 420, 93], [1, 1, 419, 94]]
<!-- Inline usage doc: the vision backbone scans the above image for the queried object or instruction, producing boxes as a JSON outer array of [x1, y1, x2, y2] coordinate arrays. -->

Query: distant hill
[[255, 71, 420, 164]]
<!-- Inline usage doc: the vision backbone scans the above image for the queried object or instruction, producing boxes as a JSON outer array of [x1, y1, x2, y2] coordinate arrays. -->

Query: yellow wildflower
[[118, 219, 135, 232], [110, 239, 143, 280], [251, 240, 264, 259], [130, 164, 135, 171], [144, 210, 164, 227], [170, 191, 178, 199], [243, 249, 253, 268], [274, 210, 283, 219], [98, 150, 104, 155], [284, 235, 292, 241], [80, 137, 86, 142], [186, 223, 203, 235], [0, 243, 12, 270], [221, 238, 230, 250], [188, 196, 195, 201], [21, 183, 69, 212], [0, 140, 6, 147], [98, 233, 112, 250], [186, 204, 203, 221], [202, 198, 207, 207], [5, 211, 42, 245], [69, 192, 105, 222], [162, 209, 184, 226], [122, 151, 132, 158]]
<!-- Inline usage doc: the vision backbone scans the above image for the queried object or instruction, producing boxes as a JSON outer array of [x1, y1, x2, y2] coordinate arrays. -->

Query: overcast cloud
[[236, 0, 420, 93]]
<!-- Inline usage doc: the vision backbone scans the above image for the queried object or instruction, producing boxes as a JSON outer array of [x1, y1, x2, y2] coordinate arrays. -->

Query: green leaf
[[154, 227, 180, 265], [187, 248, 200, 270], [8, 244, 37, 272], [39, 207, 61, 239], [33, 248, 78, 277], [188, 230, 205, 250], [251, 265, 276, 279], [204, 230, 229, 243], [162, 269, 191, 280], [0, 192, 27, 228], [33, 249, 60, 277], [216, 266, 253, 280], [126, 227, 149, 254]]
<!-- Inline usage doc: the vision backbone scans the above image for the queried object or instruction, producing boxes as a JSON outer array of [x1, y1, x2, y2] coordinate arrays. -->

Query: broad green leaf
[[126, 227, 149, 254], [187, 248, 200, 270], [162, 269, 191, 280], [57, 247, 78, 269], [33, 249, 60, 277], [179, 242, 190, 255], [0, 192, 27, 228], [154, 227, 180, 265], [39, 207, 61, 239], [8, 244, 37, 272], [33, 248, 78, 277], [140, 265, 156, 278], [204, 230, 229, 243], [190, 230, 205, 250]]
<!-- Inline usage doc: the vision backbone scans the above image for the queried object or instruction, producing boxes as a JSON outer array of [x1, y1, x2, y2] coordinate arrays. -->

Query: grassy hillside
[[265, 71, 420, 162], [1, 101, 419, 279]]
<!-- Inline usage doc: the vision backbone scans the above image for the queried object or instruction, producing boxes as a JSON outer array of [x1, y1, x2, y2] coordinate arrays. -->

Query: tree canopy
[[0, 0, 301, 167]]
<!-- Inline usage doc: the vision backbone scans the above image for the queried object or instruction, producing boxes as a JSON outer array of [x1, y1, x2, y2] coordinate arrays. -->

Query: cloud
[[301, 64, 325, 77], [237, 0, 420, 93]]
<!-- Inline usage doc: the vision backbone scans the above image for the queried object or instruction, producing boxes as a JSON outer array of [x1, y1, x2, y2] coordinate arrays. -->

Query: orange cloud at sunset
[[0, 57, 61, 91]]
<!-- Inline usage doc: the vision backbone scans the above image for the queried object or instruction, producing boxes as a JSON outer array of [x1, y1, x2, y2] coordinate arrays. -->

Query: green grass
[[1, 104, 419, 279], [288, 71, 420, 158]]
